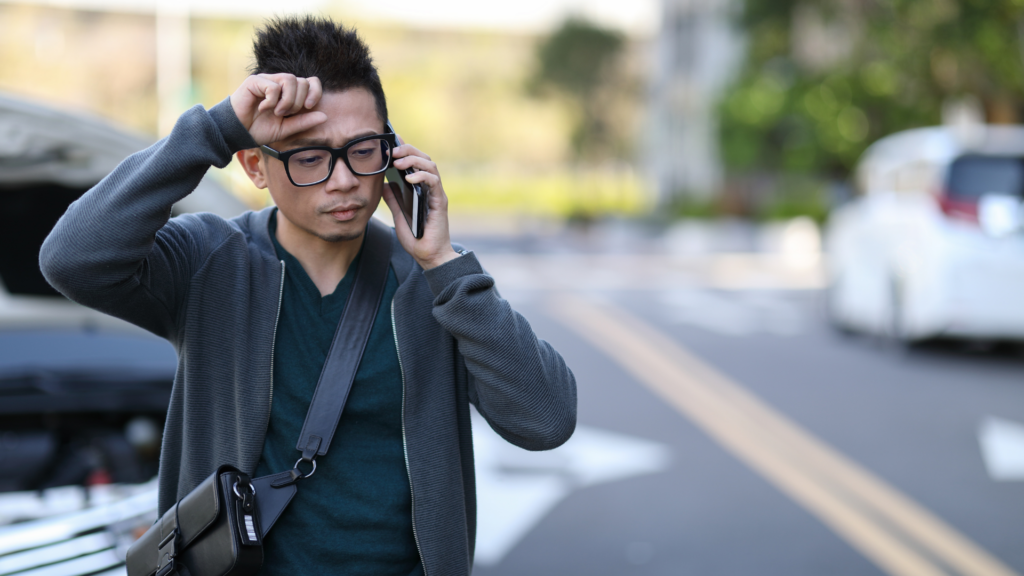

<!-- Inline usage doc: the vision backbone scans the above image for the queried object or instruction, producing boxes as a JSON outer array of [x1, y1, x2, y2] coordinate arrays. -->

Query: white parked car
[[0, 92, 247, 576], [826, 124, 1024, 343]]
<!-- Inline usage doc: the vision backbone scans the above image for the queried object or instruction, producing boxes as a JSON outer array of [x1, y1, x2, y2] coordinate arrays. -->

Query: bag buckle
[[156, 529, 178, 576], [156, 559, 176, 576], [232, 478, 257, 501], [292, 456, 317, 479], [293, 436, 319, 480], [232, 477, 262, 545]]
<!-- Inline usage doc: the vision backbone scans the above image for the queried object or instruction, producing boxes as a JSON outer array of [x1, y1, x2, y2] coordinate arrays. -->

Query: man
[[40, 16, 576, 576]]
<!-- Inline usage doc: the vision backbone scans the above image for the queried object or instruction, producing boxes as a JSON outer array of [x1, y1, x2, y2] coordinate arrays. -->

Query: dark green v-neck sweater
[[254, 216, 420, 575]]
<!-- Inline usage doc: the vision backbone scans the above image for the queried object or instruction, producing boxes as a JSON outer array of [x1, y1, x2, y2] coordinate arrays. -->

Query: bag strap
[[254, 220, 392, 536], [295, 219, 393, 464]]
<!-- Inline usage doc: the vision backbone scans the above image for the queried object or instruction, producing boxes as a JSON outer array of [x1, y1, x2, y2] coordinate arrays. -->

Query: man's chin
[[315, 219, 367, 243], [318, 229, 364, 243]]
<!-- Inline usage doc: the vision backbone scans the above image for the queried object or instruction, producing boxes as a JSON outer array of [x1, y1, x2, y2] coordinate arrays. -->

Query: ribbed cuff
[[423, 250, 485, 297], [208, 97, 258, 153]]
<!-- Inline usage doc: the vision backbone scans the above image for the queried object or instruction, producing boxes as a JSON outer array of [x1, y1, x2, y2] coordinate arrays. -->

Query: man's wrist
[[419, 248, 462, 270]]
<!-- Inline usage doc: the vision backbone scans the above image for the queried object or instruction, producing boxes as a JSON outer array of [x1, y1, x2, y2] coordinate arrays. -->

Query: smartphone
[[384, 121, 427, 239]]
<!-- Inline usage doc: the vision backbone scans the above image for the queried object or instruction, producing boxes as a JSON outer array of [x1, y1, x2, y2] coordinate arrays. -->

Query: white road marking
[[659, 289, 805, 336], [471, 411, 671, 566], [978, 417, 1024, 481]]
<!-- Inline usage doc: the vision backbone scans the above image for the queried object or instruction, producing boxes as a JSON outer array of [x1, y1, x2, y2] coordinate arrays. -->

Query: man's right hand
[[230, 74, 326, 145]]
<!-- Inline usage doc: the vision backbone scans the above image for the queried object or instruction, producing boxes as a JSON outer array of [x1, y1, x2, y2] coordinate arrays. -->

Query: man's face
[[262, 88, 385, 243]]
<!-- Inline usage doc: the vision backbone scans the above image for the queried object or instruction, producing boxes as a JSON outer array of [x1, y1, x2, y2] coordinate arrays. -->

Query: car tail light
[[938, 193, 979, 224], [85, 468, 112, 486]]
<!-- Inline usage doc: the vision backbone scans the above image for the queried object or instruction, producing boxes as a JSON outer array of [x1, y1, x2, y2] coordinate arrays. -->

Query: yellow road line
[[547, 296, 1019, 576]]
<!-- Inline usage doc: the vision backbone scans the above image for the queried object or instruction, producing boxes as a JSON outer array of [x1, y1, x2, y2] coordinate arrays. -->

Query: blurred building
[[647, 0, 742, 205]]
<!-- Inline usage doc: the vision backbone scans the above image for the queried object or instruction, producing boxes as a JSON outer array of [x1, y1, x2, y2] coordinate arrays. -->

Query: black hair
[[249, 16, 388, 122]]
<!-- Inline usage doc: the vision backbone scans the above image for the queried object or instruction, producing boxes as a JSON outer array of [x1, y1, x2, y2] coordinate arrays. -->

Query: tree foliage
[[529, 18, 627, 161], [720, 0, 1024, 176]]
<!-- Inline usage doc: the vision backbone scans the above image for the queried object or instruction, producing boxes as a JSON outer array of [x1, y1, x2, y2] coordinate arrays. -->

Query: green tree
[[528, 18, 627, 161], [720, 0, 1024, 177]]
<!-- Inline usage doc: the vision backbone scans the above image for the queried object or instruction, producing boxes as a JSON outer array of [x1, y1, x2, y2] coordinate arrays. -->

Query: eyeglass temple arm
[[260, 145, 281, 159]]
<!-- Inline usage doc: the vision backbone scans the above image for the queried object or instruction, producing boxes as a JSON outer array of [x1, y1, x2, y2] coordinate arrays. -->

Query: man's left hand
[[381, 142, 460, 270]]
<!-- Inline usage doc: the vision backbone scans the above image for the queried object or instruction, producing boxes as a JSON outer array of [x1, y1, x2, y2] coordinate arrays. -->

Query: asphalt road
[[5, 218, 1019, 576], [464, 230, 1024, 576]]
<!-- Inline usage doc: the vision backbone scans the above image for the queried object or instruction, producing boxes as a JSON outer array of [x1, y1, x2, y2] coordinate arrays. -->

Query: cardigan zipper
[[392, 299, 427, 576], [265, 260, 286, 433]]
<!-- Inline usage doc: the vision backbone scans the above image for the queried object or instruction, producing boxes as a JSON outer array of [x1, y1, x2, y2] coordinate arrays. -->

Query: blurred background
[[4, 1, 1024, 575]]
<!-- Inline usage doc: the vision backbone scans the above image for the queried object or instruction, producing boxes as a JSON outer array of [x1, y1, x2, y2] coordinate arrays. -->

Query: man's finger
[[292, 79, 310, 116], [394, 155, 439, 177], [402, 170, 439, 190], [306, 77, 323, 109], [279, 111, 328, 139], [276, 76, 297, 116], [394, 143, 432, 162], [257, 81, 282, 113]]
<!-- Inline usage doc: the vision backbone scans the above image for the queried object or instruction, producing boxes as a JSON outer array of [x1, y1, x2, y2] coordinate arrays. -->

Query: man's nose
[[325, 158, 360, 192]]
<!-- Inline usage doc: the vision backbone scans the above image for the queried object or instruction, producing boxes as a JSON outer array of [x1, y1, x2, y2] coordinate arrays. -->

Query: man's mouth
[[325, 205, 361, 222]]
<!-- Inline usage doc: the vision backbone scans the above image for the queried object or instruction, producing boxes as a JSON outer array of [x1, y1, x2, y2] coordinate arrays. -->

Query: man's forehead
[[311, 88, 379, 119], [281, 88, 384, 147], [284, 133, 377, 147]]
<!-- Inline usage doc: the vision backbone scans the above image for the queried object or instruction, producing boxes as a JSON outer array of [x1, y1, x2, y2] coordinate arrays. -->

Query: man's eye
[[294, 154, 326, 167], [350, 145, 375, 158]]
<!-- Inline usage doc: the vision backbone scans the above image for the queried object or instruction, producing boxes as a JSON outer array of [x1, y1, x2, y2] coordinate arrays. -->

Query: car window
[[947, 155, 1024, 201]]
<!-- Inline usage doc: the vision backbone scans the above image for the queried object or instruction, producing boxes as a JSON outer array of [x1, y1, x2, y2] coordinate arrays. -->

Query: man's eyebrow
[[286, 137, 331, 148], [283, 130, 382, 149]]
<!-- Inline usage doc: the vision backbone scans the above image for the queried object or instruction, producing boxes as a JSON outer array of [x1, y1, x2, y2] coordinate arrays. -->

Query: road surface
[[464, 223, 1024, 576]]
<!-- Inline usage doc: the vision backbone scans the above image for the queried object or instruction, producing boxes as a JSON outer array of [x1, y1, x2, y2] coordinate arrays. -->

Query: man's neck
[[274, 211, 364, 297]]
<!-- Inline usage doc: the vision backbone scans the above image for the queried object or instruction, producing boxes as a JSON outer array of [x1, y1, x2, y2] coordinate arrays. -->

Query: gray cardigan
[[39, 99, 577, 576]]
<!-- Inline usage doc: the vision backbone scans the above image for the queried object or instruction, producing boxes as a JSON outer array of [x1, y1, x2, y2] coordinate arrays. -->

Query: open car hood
[[0, 92, 250, 328], [0, 91, 248, 218]]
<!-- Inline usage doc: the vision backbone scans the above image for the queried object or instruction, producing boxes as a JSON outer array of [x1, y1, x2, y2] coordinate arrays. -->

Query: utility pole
[[647, 0, 742, 206], [156, 0, 191, 136]]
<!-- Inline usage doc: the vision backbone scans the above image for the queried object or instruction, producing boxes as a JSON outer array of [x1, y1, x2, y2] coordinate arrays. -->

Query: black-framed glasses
[[261, 132, 398, 187]]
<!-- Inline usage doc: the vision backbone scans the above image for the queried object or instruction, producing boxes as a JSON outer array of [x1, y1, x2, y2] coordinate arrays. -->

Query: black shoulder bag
[[126, 221, 393, 576]]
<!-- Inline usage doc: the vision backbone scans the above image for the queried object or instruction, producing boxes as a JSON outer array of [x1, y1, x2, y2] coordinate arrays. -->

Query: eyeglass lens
[[287, 138, 393, 185]]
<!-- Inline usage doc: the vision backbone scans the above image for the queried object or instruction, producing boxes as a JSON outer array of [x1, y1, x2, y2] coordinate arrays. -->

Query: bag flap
[[125, 467, 223, 576], [177, 468, 222, 547], [126, 517, 164, 576]]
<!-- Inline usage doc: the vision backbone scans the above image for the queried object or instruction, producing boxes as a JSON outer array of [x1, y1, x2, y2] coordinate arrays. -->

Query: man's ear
[[236, 149, 268, 189]]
